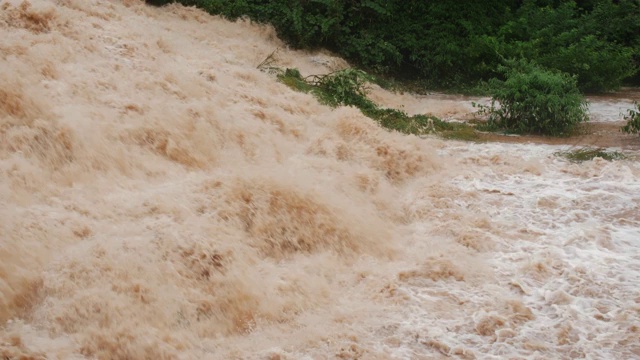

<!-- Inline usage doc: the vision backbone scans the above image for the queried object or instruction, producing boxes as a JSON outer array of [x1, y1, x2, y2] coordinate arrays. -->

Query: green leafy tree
[[476, 59, 589, 135], [621, 102, 640, 135], [481, 0, 636, 91]]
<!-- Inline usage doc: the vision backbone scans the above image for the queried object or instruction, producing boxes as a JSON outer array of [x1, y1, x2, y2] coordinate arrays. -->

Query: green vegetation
[[274, 67, 478, 140], [304, 69, 374, 108], [157, 0, 639, 93], [555, 147, 626, 163], [621, 102, 640, 135], [480, 1, 638, 92], [474, 60, 589, 136]]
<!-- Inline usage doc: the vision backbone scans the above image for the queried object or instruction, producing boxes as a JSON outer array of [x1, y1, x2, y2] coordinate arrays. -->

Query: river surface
[[1, 1, 639, 359]]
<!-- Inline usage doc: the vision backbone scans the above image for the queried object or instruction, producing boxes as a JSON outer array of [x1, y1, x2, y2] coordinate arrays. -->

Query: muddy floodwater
[[1, 1, 639, 359]]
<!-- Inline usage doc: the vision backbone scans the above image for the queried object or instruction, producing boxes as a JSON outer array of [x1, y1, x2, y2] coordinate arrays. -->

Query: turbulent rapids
[[1, 1, 639, 359]]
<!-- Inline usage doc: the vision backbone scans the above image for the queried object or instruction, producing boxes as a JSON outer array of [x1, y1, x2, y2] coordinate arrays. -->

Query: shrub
[[306, 69, 374, 108], [475, 60, 588, 136], [621, 102, 640, 135]]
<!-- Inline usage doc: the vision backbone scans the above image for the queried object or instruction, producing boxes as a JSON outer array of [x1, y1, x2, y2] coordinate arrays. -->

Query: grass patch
[[555, 147, 626, 163], [274, 65, 479, 140]]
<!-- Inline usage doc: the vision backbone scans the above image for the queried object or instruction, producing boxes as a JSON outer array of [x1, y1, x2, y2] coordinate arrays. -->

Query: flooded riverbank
[[372, 87, 640, 123]]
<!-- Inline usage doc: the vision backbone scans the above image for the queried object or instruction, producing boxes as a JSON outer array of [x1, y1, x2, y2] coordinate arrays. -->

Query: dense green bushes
[[480, 1, 638, 92], [157, 0, 639, 93], [475, 60, 589, 135]]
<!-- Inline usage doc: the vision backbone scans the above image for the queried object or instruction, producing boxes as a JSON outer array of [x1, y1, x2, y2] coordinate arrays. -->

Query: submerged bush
[[307, 69, 375, 108], [476, 60, 588, 136], [621, 102, 640, 135], [276, 67, 477, 139], [277, 68, 376, 109]]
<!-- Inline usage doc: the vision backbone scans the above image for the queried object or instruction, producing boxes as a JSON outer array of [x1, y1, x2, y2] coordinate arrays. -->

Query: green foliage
[[621, 102, 640, 135], [482, 0, 637, 92], [475, 60, 589, 136], [306, 69, 374, 108], [555, 147, 626, 163]]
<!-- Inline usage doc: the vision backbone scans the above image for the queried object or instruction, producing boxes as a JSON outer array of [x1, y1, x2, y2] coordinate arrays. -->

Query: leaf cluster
[[306, 69, 374, 108]]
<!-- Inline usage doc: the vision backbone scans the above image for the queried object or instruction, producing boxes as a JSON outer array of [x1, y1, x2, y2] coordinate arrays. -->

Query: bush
[[476, 60, 588, 136], [621, 102, 640, 135], [306, 69, 374, 108]]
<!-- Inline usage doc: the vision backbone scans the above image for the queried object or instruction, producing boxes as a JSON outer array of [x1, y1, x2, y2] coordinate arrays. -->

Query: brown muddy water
[[1, 1, 639, 359]]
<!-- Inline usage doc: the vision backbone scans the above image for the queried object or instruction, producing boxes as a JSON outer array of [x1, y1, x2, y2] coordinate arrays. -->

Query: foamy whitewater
[[1, 1, 639, 359]]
